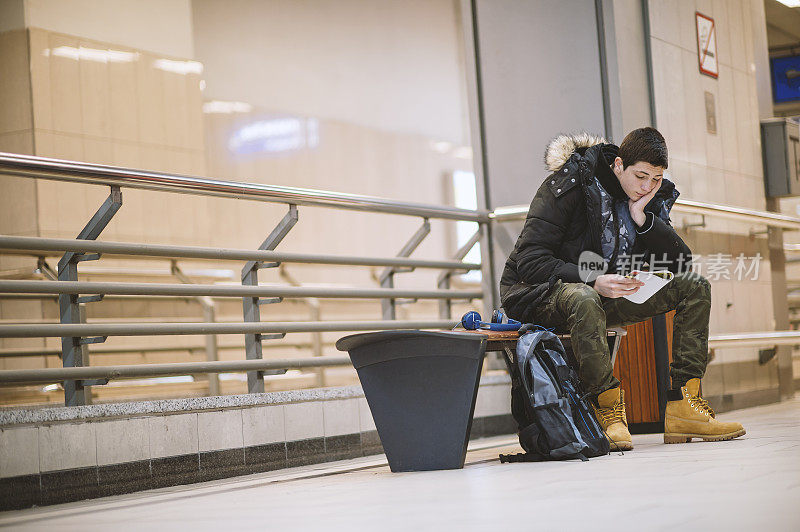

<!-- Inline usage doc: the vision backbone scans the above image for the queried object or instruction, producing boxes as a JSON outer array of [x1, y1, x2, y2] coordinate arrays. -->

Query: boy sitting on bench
[[499, 127, 745, 449]]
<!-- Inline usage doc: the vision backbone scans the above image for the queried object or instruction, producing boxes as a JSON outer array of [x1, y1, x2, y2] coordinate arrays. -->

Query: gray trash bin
[[335, 330, 487, 472]]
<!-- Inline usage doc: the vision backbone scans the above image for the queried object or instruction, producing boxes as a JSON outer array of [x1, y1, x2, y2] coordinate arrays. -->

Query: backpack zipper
[[534, 348, 564, 398]]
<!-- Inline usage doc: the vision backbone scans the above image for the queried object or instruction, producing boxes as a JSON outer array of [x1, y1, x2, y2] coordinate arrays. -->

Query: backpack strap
[[499, 452, 548, 463]]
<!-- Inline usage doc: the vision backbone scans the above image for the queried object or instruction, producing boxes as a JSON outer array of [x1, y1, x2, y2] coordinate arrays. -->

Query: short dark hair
[[618, 127, 668, 169]]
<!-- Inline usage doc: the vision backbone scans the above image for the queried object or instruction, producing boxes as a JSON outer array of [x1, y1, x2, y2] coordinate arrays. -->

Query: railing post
[[58, 185, 121, 406], [380, 218, 430, 320], [242, 205, 297, 394], [171, 261, 220, 396], [478, 221, 499, 316], [279, 265, 325, 386], [202, 304, 221, 396], [438, 226, 483, 319]]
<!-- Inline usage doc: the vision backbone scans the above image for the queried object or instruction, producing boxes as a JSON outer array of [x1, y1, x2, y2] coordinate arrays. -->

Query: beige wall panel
[[77, 39, 112, 140], [681, 50, 708, 168], [186, 74, 204, 152], [111, 140, 140, 168], [135, 52, 167, 148], [108, 50, 139, 143], [47, 32, 83, 135], [28, 28, 53, 132], [0, 131, 36, 238], [745, 76, 764, 180], [710, 0, 730, 66], [163, 73, 190, 149], [725, 0, 747, 73], [82, 137, 113, 165], [0, 0, 24, 33], [733, 69, 756, 178], [24, 0, 194, 58], [0, 29, 33, 135], [717, 67, 741, 176]]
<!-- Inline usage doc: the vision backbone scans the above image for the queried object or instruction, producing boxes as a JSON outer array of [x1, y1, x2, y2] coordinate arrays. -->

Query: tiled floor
[[1, 399, 798, 531]]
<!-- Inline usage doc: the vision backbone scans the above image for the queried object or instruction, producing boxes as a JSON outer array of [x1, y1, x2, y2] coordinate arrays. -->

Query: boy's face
[[612, 156, 664, 201]]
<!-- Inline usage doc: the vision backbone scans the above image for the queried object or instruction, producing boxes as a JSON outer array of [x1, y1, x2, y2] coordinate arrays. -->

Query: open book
[[623, 270, 674, 304]]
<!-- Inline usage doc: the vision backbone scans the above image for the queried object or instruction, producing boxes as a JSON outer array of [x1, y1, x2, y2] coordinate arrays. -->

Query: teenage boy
[[500, 127, 745, 449]]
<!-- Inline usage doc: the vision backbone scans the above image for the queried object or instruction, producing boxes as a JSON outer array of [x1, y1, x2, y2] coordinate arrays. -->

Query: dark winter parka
[[500, 133, 692, 323]]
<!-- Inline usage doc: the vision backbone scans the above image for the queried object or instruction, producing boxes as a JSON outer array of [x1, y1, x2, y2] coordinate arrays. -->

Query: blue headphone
[[461, 310, 522, 331]]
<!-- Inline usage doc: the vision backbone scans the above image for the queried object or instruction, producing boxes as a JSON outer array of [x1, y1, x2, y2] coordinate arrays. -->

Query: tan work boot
[[593, 387, 633, 451], [664, 378, 745, 444]]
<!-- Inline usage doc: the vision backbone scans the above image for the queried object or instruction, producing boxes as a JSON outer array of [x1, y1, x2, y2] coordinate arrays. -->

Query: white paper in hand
[[623, 270, 674, 304]]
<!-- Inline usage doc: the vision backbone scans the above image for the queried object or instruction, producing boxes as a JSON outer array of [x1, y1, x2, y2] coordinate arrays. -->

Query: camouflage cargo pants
[[528, 272, 712, 396]]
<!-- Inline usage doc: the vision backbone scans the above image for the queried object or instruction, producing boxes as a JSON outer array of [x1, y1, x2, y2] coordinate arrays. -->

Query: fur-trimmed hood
[[544, 132, 607, 172]]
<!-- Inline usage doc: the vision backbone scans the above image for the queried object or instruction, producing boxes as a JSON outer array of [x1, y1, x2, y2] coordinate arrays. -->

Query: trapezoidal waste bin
[[336, 330, 487, 472]]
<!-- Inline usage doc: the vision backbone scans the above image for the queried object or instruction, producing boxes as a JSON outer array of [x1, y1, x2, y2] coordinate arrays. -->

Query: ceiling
[[765, 0, 800, 54]]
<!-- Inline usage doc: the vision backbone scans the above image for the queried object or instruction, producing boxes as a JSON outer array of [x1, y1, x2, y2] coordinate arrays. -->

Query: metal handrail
[[0, 319, 459, 338], [0, 280, 480, 300], [0, 340, 331, 357], [0, 235, 480, 271], [0, 328, 793, 383], [0, 356, 354, 384], [0, 153, 489, 404], [491, 198, 800, 230], [707, 331, 800, 348], [0, 152, 489, 222]]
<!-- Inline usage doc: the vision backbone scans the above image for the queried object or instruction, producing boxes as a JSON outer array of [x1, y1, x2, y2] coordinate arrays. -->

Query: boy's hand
[[628, 178, 662, 227], [593, 274, 644, 298]]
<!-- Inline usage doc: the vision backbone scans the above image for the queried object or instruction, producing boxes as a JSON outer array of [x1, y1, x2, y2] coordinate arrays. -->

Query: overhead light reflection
[[203, 100, 253, 114], [45, 46, 139, 63], [228, 117, 320, 155], [153, 58, 203, 75]]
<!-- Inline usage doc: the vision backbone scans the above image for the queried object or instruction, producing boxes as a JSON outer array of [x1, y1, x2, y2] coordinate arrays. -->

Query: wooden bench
[[465, 327, 627, 370]]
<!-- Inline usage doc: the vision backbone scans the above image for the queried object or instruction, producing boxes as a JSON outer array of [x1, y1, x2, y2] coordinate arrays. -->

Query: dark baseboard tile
[[150, 454, 200, 490], [481, 414, 516, 437], [325, 433, 362, 461], [360, 430, 383, 457], [97, 460, 152, 498], [244, 442, 287, 474], [468, 416, 484, 440], [0, 474, 39, 511], [199, 449, 247, 482], [40, 467, 99, 507], [286, 437, 326, 468]]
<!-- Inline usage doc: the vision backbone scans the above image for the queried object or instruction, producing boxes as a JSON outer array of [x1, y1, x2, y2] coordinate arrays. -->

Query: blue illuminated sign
[[771, 55, 800, 104]]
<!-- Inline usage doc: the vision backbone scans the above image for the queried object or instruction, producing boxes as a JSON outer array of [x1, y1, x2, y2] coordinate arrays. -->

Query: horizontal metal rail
[[0, 356, 354, 384], [491, 199, 800, 230], [707, 331, 800, 349], [0, 152, 488, 222], [1, 330, 794, 384], [0, 235, 480, 271], [9, 332, 789, 353], [0, 319, 459, 338], [0, 280, 481, 301], [0, 341, 326, 357]]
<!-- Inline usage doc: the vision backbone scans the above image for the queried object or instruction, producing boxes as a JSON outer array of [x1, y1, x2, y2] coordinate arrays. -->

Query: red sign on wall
[[696, 12, 718, 78]]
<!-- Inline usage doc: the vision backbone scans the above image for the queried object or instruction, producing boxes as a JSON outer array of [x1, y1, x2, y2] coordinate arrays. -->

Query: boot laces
[[693, 396, 715, 418], [684, 389, 715, 418], [597, 400, 626, 427]]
